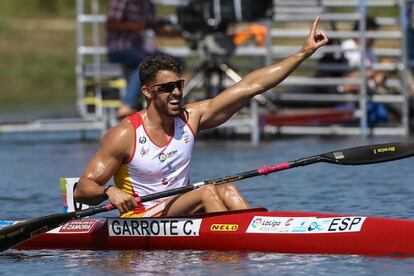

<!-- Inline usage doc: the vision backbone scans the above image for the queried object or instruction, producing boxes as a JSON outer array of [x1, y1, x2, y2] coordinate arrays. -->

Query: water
[[1, 133, 414, 275]]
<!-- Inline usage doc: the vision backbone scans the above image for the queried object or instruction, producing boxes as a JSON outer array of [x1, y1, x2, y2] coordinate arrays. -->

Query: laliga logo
[[158, 150, 178, 163], [251, 217, 263, 228], [158, 153, 168, 163]]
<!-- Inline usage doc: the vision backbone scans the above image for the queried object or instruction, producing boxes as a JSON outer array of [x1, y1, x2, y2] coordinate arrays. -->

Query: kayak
[[3, 140, 414, 255], [4, 207, 414, 256]]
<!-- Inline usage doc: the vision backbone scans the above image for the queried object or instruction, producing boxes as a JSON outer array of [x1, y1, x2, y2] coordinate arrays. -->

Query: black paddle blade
[[0, 212, 75, 252], [319, 142, 414, 165]]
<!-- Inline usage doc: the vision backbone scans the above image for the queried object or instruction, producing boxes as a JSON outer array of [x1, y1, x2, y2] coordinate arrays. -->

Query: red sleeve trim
[[126, 112, 142, 164], [178, 114, 196, 137], [127, 112, 142, 129]]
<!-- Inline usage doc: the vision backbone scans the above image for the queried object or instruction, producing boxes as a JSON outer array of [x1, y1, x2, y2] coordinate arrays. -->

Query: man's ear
[[142, 85, 152, 99]]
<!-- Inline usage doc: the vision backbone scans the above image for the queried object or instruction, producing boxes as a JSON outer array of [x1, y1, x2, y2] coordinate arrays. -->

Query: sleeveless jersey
[[114, 112, 195, 211]]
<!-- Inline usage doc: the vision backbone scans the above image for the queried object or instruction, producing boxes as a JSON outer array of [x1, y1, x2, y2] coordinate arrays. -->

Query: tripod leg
[[184, 61, 228, 100], [219, 63, 241, 82], [183, 67, 206, 99]]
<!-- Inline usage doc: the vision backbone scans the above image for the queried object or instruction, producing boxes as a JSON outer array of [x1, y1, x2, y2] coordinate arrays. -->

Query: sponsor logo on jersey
[[158, 150, 178, 163], [162, 162, 177, 176], [138, 136, 147, 144], [183, 133, 190, 144], [140, 147, 149, 157]]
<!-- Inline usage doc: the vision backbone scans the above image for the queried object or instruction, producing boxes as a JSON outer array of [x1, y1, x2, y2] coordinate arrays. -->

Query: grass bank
[[0, 0, 77, 115], [0, 1, 401, 117]]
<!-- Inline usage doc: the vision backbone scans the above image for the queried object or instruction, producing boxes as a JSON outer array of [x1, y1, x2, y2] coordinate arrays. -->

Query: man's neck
[[144, 107, 174, 135]]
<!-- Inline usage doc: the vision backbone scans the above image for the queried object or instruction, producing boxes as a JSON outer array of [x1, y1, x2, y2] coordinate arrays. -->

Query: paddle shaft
[[142, 141, 414, 201], [121, 157, 319, 203], [1, 141, 413, 251]]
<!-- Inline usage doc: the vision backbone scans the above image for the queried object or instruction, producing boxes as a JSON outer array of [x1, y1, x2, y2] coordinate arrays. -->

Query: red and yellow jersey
[[114, 112, 195, 216]]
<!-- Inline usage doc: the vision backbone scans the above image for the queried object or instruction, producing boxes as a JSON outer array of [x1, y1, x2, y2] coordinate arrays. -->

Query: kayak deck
[[8, 208, 414, 256]]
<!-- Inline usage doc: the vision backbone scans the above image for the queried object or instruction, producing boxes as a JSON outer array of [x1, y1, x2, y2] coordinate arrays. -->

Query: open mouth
[[169, 99, 180, 105], [168, 98, 181, 109]]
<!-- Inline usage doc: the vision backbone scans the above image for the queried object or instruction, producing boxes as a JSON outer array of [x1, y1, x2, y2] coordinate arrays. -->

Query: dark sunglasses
[[147, 79, 185, 93]]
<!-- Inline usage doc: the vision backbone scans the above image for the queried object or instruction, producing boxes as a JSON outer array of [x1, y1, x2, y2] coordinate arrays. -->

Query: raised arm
[[194, 17, 329, 130]]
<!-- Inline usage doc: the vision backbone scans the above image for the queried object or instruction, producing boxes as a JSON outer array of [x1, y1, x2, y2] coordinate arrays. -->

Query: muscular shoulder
[[183, 101, 210, 133], [100, 119, 135, 163]]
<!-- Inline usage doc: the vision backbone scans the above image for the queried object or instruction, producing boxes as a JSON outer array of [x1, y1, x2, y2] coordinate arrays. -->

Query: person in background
[[74, 17, 328, 218], [339, 16, 389, 94], [338, 16, 394, 125], [106, 0, 183, 119]]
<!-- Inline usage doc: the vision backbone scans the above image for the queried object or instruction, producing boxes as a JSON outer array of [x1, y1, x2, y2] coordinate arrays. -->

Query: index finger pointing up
[[311, 16, 320, 35]]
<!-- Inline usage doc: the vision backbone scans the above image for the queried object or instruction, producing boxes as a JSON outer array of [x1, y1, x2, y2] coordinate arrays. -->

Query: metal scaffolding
[[72, 0, 412, 141]]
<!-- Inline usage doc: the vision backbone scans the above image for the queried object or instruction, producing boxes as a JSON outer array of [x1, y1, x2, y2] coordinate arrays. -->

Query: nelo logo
[[210, 224, 239, 231]]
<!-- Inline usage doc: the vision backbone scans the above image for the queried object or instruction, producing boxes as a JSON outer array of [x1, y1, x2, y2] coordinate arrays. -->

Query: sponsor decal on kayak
[[246, 216, 366, 234], [210, 224, 239, 231], [59, 220, 99, 233], [108, 218, 202, 237]]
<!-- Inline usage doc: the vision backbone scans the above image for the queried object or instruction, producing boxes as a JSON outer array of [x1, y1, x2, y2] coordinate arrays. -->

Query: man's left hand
[[301, 16, 329, 57]]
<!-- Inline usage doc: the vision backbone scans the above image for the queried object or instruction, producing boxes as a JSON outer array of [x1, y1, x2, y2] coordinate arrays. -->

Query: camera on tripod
[[176, 0, 273, 99], [177, 0, 273, 57]]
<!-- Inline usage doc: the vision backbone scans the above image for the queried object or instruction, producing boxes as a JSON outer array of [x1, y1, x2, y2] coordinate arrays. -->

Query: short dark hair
[[353, 16, 379, 31], [139, 55, 181, 85]]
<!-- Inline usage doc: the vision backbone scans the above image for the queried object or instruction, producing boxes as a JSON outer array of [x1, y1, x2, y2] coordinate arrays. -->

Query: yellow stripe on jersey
[[114, 164, 135, 196]]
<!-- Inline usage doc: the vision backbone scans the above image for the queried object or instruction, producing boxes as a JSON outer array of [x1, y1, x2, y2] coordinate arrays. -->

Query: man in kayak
[[74, 17, 328, 218]]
